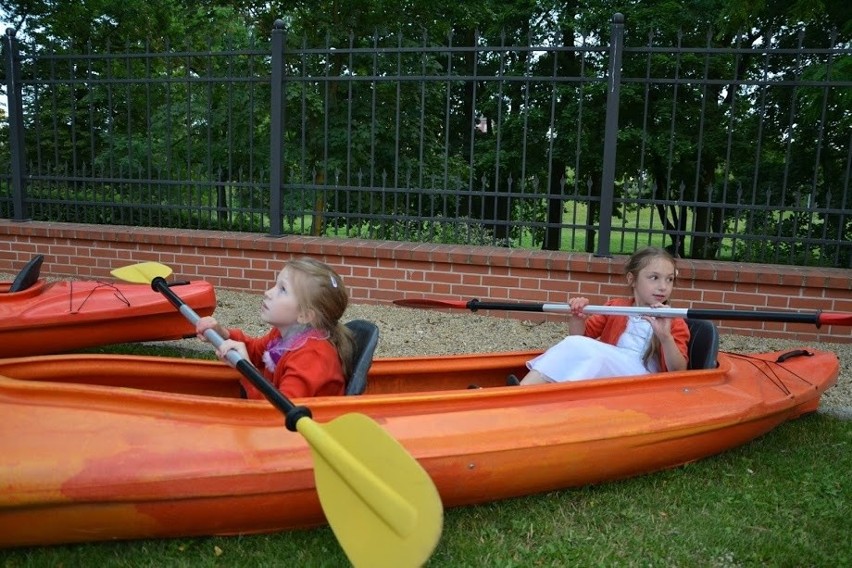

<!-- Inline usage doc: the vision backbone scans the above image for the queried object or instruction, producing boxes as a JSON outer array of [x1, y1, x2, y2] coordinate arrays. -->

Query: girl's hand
[[645, 302, 672, 337], [196, 316, 228, 342], [566, 296, 589, 336], [214, 339, 249, 365], [568, 296, 590, 319]]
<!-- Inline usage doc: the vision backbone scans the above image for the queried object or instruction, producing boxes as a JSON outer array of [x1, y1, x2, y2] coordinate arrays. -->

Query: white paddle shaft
[[539, 304, 690, 318]]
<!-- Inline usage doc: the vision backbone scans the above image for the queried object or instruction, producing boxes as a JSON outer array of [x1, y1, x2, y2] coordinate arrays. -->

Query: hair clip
[[329, 275, 338, 288]]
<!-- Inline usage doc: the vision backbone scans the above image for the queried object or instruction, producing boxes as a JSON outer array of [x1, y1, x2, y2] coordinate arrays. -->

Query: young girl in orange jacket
[[196, 257, 354, 398], [520, 247, 689, 385]]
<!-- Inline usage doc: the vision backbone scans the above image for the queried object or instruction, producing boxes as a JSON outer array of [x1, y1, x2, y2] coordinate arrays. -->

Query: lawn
[[313, 200, 746, 261]]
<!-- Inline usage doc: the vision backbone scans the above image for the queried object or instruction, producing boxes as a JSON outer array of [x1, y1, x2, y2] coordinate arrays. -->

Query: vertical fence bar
[[4, 28, 28, 221], [268, 19, 285, 236], [595, 13, 624, 257]]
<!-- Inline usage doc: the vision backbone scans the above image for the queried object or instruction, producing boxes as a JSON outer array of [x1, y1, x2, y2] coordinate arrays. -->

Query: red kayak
[[0, 255, 216, 356], [0, 343, 837, 547]]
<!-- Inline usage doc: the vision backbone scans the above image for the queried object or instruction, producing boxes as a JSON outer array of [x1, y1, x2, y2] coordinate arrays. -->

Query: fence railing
[[2, 14, 850, 267]]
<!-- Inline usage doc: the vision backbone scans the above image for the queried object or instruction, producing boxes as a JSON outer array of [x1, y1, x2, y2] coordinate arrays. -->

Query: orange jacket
[[228, 327, 345, 399], [583, 297, 690, 372]]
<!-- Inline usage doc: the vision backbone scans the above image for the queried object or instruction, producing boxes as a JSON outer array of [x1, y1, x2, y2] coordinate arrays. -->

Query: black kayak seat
[[9, 255, 44, 293], [685, 318, 720, 370], [344, 319, 380, 395]]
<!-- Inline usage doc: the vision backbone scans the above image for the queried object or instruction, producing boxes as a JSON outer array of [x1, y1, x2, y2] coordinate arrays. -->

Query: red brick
[[1, 220, 850, 344]]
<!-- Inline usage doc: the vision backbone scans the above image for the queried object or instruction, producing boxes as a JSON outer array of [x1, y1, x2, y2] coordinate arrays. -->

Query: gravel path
[[178, 289, 851, 418]]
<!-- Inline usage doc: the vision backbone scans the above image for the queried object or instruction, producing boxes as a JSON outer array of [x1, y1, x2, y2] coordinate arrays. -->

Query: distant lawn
[[290, 200, 742, 260]]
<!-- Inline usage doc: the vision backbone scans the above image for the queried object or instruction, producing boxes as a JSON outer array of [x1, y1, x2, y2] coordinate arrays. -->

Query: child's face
[[261, 268, 309, 328], [629, 257, 676, 307]]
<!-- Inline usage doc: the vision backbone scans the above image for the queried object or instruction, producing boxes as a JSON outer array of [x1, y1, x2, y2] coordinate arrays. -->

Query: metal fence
[[2, 14, 850, 267]]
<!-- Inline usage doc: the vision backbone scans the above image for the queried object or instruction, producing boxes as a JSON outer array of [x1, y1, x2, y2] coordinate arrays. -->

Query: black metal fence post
[[596, 13, 624, 257], [268, 19, 285, 236], [4, 28, 28, 221]]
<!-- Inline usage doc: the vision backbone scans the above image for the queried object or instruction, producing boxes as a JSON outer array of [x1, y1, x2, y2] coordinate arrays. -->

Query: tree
[[3, 0, 848, 260], [569, 0, 850, 259], [1, 0, 272, 226]]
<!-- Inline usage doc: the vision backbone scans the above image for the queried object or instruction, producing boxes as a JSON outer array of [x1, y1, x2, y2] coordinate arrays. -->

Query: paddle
[[392, 297, 852, 328], [112, 262, 443, 568]]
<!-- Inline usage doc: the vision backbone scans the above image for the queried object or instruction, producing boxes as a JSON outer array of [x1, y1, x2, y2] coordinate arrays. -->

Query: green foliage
[[21, 181, 269, 232], [347, 215, 501, 246], [1, 0, 848, 265], [728, 208, 843, 266]]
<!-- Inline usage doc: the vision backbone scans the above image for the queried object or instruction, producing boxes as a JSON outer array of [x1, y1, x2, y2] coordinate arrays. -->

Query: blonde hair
[[624, 247, 678, 369], [284, 258, 355, 379]]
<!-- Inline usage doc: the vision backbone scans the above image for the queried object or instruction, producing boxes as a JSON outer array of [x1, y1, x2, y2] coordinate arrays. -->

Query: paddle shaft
[[454, 299, 835, 327], [151, 276, 310, 429]]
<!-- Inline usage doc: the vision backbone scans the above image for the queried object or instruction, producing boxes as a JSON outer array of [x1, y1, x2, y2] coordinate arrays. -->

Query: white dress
[[526, 316, 659, 382]]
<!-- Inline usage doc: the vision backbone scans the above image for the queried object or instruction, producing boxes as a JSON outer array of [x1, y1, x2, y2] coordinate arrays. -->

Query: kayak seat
[[9, 254, 44, 293], [685, 319, 719, 370], [344, 319, 380, 395]]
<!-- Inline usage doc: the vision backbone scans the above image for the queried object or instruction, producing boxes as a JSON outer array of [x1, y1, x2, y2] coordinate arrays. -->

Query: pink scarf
[[261, 327, 329, 373]]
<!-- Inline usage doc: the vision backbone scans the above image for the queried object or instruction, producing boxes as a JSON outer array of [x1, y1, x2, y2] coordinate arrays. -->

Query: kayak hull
[[0, 279, 217, 356], [0, 347, 838, 547]]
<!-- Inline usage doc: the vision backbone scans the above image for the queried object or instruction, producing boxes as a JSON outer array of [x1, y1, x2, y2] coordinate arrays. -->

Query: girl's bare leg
[[520, 369, 550, 385]]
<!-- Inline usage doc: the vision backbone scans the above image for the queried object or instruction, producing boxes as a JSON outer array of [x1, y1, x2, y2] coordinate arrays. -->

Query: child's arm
[[649, 314, 689, 371], [212, 338, 250, 364], [658, 331, 688, 371], [195, 316, 230, 341], [566, 296, 589, 336]]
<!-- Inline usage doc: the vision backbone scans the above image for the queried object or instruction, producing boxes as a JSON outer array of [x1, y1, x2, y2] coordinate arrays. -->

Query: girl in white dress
[[520, 247, 690, 384]]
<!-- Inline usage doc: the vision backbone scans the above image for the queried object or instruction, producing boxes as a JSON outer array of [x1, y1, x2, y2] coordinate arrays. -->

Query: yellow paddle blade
[[299, 414, 443, 568], [110, 262, 173, 284]]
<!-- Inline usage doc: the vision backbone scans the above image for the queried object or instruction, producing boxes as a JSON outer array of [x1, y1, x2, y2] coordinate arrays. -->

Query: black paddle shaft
[[467, 299, 546, 312], [685, 308, 821, 326], [151, 276, 312, 431]]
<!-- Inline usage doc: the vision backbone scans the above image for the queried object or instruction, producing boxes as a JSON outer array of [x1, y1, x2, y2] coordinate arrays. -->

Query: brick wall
[[2, 220, 850, 344]]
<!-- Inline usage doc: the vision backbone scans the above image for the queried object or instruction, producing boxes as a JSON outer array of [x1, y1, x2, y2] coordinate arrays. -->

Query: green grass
[[310, 201, 746, 260], [3, 339, 850, 567]]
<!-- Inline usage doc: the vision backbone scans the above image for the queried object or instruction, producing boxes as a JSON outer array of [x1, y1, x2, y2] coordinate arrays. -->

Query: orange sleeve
[[584, 298, 631, 345], [227, 330, 344, 399], [271, 341, 345, 398], [227, 327, 279, 368], [661, 318, 690, 371]]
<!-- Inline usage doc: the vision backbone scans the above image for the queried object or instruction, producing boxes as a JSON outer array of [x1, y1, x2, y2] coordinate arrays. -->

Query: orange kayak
[[0, 346, 837, 548], [0, 278, 216, 356]]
